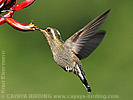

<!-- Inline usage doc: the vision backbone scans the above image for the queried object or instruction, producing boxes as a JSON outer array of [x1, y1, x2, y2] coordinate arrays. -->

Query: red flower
[[0, 0, 36, 31]]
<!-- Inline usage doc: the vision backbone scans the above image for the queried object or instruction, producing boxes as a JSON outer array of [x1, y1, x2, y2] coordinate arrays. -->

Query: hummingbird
[[38, 9, 110, 93]]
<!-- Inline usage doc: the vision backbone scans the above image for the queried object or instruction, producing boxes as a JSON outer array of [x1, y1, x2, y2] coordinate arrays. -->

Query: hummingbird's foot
[[65, 66, 73, 72]]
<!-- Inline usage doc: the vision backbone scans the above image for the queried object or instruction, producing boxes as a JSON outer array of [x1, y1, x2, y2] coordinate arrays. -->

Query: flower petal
[[5, 18, 36, 31], [0, 11, 14, 25], [14, 0, 35, 11]]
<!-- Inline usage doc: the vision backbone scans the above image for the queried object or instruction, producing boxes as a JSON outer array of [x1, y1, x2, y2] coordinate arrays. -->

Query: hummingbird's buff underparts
[[39, 9, 110, 93]]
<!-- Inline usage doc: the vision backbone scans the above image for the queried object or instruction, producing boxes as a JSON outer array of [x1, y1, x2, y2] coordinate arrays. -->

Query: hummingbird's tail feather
[[74, 64, 91, 93]]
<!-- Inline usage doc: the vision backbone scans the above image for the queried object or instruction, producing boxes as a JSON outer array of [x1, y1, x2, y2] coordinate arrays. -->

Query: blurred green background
[[0, 0, 133, 100]]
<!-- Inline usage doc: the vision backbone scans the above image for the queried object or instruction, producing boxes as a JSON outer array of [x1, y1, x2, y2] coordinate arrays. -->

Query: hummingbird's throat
[[53, 39, 62, 47]]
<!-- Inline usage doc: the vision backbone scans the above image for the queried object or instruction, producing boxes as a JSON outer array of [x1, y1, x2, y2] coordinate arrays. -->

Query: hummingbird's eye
[[46, 29, 51, 32]]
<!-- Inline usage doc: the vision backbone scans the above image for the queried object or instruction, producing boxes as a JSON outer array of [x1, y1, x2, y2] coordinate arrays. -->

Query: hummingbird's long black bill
[[34, 27, 43, 31]]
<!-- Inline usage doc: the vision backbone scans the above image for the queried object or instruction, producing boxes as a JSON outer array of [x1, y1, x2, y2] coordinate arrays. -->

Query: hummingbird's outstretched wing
[[64, 9, 110, 59]]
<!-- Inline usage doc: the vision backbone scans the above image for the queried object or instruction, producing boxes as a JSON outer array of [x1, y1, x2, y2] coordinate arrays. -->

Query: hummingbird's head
[[40, 27, 64, 46], [40, 27, 62, 41]]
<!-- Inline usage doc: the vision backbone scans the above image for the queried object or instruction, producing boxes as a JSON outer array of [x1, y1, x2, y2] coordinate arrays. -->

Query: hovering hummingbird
[[38, 9, 110, 93]]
